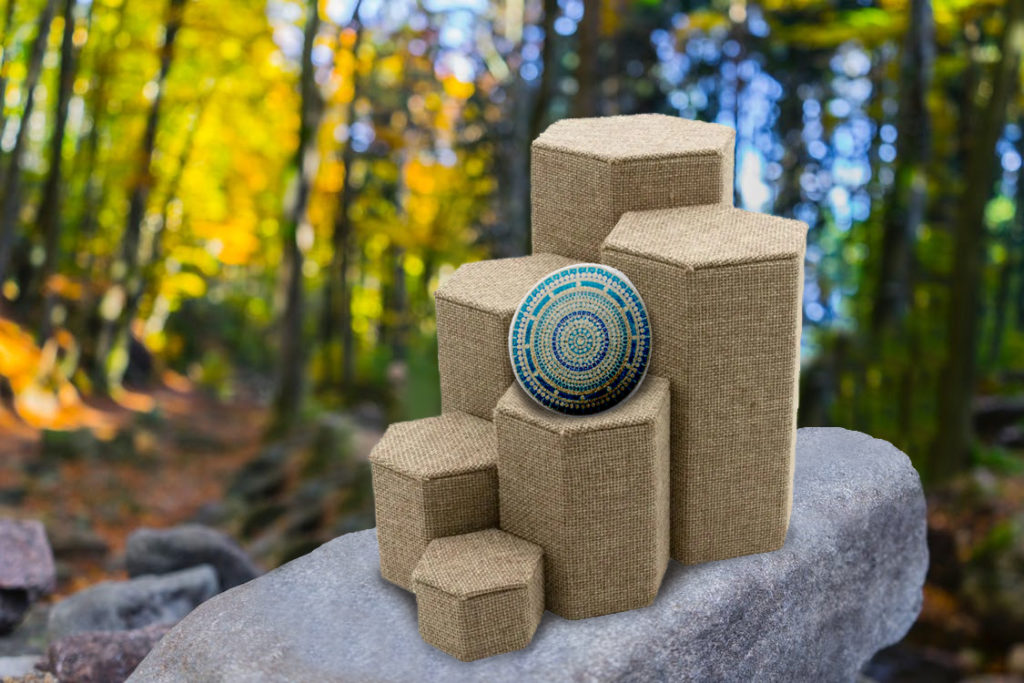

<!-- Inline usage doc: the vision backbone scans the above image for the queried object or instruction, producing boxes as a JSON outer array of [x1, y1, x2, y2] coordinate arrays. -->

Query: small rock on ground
[[0, 521, 55, 634], [125, 525, 260, 591], [48, 565, 218, 639], [0, 655, 42, 679], [39, 623, 170, 683]]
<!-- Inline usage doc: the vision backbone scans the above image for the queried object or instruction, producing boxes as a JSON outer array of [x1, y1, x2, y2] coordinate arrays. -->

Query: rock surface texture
[[125, 525, 261, 591], [48, 565, 218, 639], [131, 428, 928, 682]]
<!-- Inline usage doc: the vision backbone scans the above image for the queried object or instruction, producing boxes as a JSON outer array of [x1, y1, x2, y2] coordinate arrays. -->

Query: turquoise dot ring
[[508, 263, 652, 416]]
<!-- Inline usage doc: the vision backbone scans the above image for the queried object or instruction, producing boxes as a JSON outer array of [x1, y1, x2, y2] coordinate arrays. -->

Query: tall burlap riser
[[495, 379, 670, 620], [369, 413, 499, 591], [435, 253, 574, 420], [531, 114, 735, 262], [413, 529, 544, 662], [602, 207, 804, 564]]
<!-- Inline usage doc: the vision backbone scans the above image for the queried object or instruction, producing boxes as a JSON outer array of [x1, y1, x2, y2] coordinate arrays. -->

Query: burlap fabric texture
[[412, 529, 544, 662], [601, 204, 807, 565], [494, 377, 670, 620], [369, 412, 499, 591], [435, 253, 574, 420], [531, 114, 735, 262]]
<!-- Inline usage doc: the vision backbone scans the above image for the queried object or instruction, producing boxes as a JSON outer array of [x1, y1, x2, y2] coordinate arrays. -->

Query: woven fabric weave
[[435, 253, 574, 420], [494, 377, 670, 620], [413, 529, 544, 661], [531, 114, 735, 262], [369, 412, 499, 591], [601, 205, 806, 564]]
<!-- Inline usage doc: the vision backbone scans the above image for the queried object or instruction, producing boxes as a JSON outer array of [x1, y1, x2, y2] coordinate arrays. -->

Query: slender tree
[[933, 0, 1024, 479], [0, 0, 58, 285], [321, 0, 363, 393], [143, 90, 213, 301], [529, 0, 558, 144], [73, 0, 124, 277], [572, 0, 600, 118], [872, 0, 934, 332], [92, 0, 186, 387], [270, 0, 321, 433], [0, 0, 18, 140], [35, 0, 80, 337]]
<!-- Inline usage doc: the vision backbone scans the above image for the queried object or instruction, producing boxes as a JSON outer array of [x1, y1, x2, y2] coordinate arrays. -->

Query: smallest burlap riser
[[435, 253, 574, 420], [369, 412, 499, 591], [495, 378, 671, 620], [413, 529, 544, 662]]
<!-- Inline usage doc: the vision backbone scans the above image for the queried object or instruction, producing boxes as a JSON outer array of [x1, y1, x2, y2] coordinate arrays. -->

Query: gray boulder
[[130, 428, 928, 682], [0, 520, 56, 634], [125, 525, 261, 590], [48, 565, 218, 639], [40, 623, 170, 683]]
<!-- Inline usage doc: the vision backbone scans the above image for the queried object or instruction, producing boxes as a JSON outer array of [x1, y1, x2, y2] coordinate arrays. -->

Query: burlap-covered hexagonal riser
[[531, 114, 735, 262], [495, 377, 670, 620], [601, 204, 807, 565], [369, 412, 499, 591], [412, 529, 544, 662], [435, 253, 574, 420]]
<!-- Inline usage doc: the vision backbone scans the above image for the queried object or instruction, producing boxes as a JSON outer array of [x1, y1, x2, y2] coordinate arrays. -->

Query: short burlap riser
[[601, 204, 807, 565], [369, 412, 499, 591], [531, 114, 735, 262], [435, 253, 574, 421], [413, 529, 544, 662], [495, 378, 670, 620]]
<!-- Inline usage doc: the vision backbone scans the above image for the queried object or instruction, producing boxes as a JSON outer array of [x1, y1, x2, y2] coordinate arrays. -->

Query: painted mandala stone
[[508, 263, 652, 415]]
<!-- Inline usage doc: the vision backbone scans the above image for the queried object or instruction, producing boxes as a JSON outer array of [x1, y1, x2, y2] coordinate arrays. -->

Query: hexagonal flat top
[[494, 375, 669, 436], [368, 412, 496, 481], [412, 529, 542, 599], [533, 114, 734, 163], [604, 205, 807, 270], [434, 254, 575, 316]]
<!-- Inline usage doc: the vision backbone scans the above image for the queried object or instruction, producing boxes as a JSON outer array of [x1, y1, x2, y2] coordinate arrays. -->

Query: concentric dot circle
[[508, 263, 652, 415]]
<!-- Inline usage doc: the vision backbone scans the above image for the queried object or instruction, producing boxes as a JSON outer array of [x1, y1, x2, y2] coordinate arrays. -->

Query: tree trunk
[[529, 0, 558, 143], [572, 0, 599, 118], [141, 92, 211, 312], [524, 0, 558, 254], [872, 0, 934, 332], [269, 0, 320, 434], [390, 245, 406, 362], [932, 0, 1024, 480], [321, 1, 362, 393], [91, 0, 184, 388], [74, 0, 122, 276], [35, 0, 79, 338], [0, 0, 18, 141], [0, 0, 57, 284]]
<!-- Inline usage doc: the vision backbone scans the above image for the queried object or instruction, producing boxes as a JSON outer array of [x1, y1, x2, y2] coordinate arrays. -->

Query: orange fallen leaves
[[0, 318, 94, 430]]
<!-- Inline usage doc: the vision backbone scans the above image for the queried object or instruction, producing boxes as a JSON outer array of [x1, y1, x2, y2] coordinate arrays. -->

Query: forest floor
[[0, 382, 268, 597]]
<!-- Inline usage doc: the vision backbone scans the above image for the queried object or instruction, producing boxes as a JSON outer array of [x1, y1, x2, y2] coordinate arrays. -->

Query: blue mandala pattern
[[508, 263, 652, 415]]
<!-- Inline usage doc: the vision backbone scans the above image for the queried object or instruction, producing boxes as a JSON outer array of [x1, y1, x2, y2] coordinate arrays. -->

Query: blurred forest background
[[0, 0, 1022, 678]]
